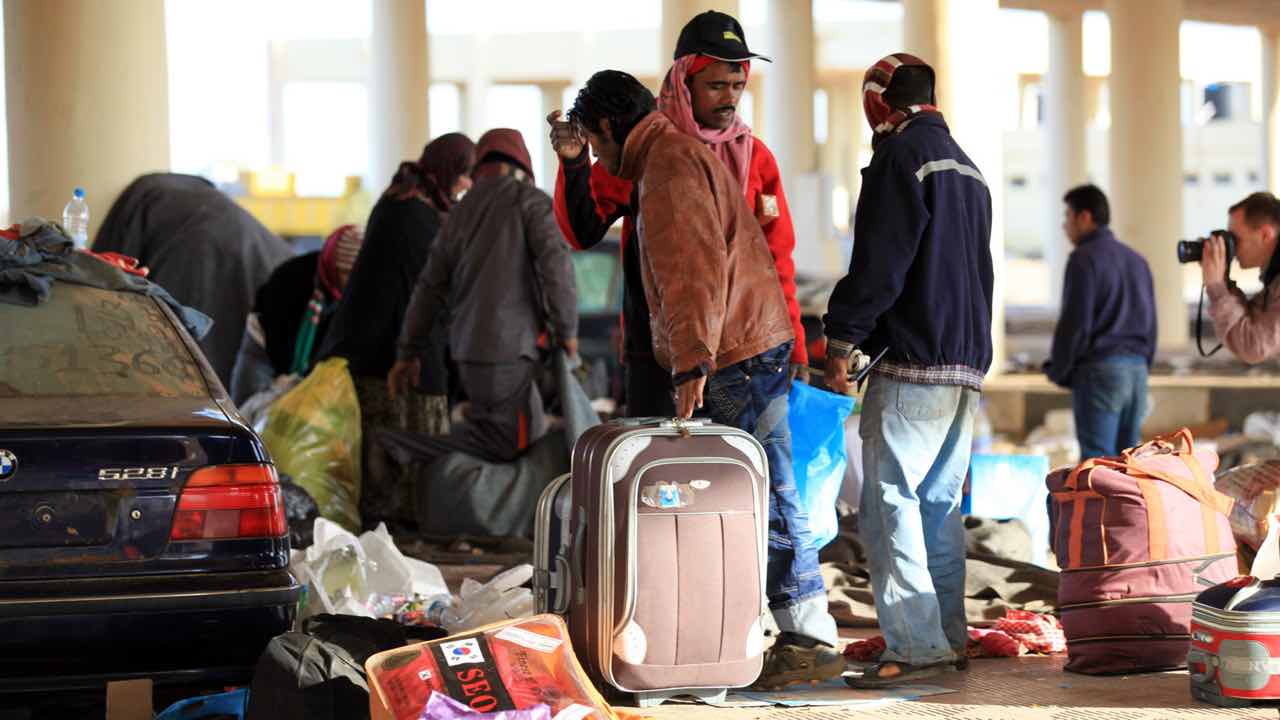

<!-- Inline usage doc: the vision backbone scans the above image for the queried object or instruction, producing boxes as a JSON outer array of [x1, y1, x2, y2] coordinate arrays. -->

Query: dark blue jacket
[[1045, 227, 1156, 388], [824, 115, 994, 379]]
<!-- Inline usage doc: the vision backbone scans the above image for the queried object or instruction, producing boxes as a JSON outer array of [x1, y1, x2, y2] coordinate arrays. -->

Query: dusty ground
[[431, 560, 1280, 720], [641, 655, 1280, 720]]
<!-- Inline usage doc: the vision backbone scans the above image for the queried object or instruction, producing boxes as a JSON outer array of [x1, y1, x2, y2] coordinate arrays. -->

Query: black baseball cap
[[672, 11, 772, 63]]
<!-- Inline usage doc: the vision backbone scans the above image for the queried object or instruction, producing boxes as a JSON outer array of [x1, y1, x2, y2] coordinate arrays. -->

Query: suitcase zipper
[[1067, 633, 1192, 644], [1059, 593, 1200, 612], [1193, 603, 1280, 632], [618, 457, 765, 633]]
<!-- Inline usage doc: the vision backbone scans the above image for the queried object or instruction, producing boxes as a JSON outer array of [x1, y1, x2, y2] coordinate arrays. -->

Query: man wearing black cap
[[547, 10, 809, 417]]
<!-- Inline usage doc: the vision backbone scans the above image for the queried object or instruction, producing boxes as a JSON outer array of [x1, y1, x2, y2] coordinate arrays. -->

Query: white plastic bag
[[290, 518, 448, 620]]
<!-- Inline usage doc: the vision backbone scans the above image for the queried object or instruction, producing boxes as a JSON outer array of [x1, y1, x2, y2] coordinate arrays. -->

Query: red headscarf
[[316, 224, 363, 301], [658, 55, 754, 196], [474, 128, 536, 184], [386, 132, 476, 211], [863, 53, 940, 147]]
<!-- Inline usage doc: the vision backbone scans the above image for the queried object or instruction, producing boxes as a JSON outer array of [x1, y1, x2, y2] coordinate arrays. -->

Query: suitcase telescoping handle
[[571, 506, 587, 603]]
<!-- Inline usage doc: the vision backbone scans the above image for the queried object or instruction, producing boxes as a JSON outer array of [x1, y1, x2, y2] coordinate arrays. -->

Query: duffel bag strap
[[1122, 427, 1195, 461]]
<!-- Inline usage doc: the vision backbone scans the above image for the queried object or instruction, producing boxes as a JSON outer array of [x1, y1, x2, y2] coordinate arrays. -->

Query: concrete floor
[[642, 653, 1280, 720], [431, 562, 1278, 720]]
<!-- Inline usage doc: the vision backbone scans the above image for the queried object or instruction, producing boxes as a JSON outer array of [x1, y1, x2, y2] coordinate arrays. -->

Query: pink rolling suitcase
[[557, 418, 770, 706]]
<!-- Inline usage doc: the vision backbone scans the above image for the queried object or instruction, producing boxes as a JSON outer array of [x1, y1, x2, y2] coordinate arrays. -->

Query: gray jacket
[[398, 175, 577, 365]]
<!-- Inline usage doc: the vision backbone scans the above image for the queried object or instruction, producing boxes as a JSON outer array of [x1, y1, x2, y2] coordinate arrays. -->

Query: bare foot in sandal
[[844, 660, 946, 688]]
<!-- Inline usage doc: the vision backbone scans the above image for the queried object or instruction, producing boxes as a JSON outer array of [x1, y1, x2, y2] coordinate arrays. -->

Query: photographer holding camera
[[1201, 192, 1280, 363]]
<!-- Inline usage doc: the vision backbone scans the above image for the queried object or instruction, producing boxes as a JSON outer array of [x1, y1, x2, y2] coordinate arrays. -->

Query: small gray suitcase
[[533, 473, 572, 615]]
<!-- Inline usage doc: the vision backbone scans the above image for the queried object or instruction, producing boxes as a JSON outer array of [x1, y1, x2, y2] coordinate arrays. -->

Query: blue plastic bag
[[789, 382, 856, 550], [155, 688, 249, 720]]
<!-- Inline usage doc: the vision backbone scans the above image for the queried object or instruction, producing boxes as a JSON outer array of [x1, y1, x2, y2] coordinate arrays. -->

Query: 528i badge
[[98, 467, 180, 481]]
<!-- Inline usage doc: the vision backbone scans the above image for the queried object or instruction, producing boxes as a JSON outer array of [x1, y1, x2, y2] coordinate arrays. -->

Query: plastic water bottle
[[62, 187, 90, 249], [423, 594, 462, 629]]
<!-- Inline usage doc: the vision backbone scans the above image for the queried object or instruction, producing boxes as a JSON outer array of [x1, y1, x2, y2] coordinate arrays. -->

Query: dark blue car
[[0, 282, 298, 688]]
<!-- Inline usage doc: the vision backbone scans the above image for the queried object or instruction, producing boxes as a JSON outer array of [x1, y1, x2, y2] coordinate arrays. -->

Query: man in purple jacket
[[1044, 184, 1156, 460]]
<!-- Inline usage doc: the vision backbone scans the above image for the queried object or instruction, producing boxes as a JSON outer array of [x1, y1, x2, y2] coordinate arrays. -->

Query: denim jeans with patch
[[1072, 355, 1148, 460], [699, 341, 838, 646], [859, 375, 979, 665]]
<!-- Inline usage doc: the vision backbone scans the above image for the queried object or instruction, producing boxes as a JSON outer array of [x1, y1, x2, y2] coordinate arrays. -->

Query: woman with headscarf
[[230, 224, 365, 405], [318, 132, 476, 527]]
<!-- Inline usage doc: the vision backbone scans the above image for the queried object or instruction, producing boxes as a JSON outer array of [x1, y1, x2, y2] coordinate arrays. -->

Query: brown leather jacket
[[618, 112, 793, 379]]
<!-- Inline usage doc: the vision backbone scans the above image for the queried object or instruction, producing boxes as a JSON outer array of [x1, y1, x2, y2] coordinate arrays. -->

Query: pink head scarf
[[658, 55, 754, 198]]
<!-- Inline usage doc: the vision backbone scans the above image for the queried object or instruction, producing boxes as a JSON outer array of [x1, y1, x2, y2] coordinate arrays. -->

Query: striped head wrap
[[864, 53, 940, 146], [317, 224, 363, 302]]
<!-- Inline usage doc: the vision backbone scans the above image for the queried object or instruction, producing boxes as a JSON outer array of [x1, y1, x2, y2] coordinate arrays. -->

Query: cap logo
[[723, 30, 743, 43]]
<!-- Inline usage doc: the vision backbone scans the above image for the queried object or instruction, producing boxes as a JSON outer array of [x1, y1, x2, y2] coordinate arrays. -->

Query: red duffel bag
[[1047, 429, 1238, 674]]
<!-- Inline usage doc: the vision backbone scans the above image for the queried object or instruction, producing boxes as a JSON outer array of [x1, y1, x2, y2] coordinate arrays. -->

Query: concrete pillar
[[463, 36, 492, 139], [369, 0, 429, 190], [4, 0, 170, 240], [267, 41, 287, 167], [1084, 76, 1105, 128], [1263, 27, 1280, 192], [902, 0, 1010, 374], [1043, 11, 1088, 308], [539, 81, 572, 190], [748, 78, 766, 138], [763, 0, 838, 276], [820, 75, 864, 216], [1108, 0, 1186, 350], [764, 0, 817, 188], [660, 0, 740, 69]]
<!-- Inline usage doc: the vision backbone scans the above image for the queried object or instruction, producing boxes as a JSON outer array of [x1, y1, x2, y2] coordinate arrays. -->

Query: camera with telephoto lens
[[1177, 231, 1236, 265]]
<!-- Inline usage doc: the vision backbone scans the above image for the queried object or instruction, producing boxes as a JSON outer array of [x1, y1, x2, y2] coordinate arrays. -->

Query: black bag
[[245, 614, 445, 720]]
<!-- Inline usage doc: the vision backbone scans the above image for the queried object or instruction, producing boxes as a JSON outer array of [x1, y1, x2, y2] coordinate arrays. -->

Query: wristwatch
[[672, 362, 710, 387]]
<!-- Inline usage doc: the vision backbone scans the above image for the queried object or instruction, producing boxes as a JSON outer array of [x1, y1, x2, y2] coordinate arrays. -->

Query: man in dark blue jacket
[[1044, 184, 1156, 459], [824, 54, 993, 688]]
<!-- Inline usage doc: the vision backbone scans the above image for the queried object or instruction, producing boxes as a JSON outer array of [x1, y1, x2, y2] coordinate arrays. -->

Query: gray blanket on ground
[[401, 350, 599, 539], [821, 514, 1060, 627]]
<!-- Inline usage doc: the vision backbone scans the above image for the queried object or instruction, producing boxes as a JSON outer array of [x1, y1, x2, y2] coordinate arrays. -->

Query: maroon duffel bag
[[1048, 429, 1238, 674]]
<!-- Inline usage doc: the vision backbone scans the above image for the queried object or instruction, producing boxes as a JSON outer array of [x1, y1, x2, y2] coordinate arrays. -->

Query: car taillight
[[170, 464, 286, 541]]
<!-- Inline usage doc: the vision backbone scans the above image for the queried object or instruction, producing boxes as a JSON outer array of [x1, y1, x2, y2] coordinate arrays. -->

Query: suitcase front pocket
[[620, 459, 766, 670]]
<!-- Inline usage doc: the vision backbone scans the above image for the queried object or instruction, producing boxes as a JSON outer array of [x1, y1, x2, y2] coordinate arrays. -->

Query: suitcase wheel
[[1190, 679, 1255, 709]]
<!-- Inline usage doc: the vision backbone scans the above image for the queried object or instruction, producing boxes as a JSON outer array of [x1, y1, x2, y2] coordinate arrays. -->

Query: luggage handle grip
[[553, 554, 573, 615], [660, 418, 707, 430]]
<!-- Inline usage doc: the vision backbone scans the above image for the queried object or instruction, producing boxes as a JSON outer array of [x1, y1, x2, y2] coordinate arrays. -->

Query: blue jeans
[[1072, 355, 1148, 460], [699, 342, 837, 646], [859, 376, 979, 665]]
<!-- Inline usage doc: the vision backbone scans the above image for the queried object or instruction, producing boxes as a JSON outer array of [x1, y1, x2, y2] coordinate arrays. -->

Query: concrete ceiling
[[999, 0, 1280, 28]]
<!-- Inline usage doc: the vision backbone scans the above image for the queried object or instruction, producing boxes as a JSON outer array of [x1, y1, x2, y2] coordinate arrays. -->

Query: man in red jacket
[[547, 10, 806, 416]]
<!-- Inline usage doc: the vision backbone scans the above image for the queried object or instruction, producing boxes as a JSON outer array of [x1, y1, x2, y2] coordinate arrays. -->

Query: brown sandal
[[844, 660, 946, 688]]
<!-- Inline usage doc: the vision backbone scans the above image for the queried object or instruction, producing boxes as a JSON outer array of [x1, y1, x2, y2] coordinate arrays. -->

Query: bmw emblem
[[0, 450, 15, 481]]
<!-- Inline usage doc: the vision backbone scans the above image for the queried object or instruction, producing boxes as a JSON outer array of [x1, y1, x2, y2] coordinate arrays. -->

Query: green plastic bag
[[261, 357, 362, 532]]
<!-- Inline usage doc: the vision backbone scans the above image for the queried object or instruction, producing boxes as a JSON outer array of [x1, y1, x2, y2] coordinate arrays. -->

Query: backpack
[[245, 614, 445, 720]]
